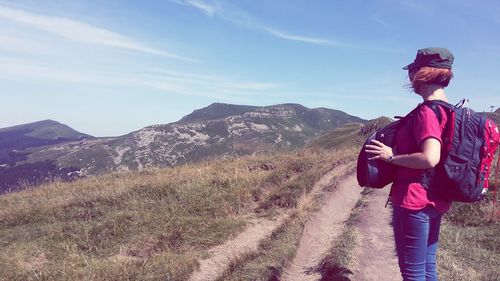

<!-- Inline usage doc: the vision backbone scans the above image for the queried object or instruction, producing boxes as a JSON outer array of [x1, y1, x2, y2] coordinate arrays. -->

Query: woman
[[365, 47, 454, 281]]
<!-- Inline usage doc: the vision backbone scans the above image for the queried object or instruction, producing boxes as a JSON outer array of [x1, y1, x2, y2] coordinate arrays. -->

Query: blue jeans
[[392, 205, 443, 281]]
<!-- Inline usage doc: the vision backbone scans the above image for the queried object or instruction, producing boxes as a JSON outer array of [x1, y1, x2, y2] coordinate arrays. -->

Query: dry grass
[[0, 147, 356, 281], [438, 191, 500, 281], [219, 212, 306, 281], [3, 145, 495, 281], [218, 167, 353, 281]]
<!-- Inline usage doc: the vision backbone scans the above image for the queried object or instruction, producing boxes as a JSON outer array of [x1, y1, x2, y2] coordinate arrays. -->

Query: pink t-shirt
[[390, 104, 452, 213]]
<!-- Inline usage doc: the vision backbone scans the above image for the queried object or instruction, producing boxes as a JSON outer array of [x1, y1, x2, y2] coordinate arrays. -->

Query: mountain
[[126, 103, 364, 166], [0, 120, 93, 193], [0, 119, 91, 139], [0, 120, 93, 165], [28, 103, 365, 172], [0, 103, 366, 192]]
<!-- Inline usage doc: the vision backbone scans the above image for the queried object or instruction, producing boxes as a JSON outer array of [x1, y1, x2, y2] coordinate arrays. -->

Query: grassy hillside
[[438, 185, 500, 280], [305, 123, 363, 150], [0, 147, 356, 281], [306, 116, 393, 150]]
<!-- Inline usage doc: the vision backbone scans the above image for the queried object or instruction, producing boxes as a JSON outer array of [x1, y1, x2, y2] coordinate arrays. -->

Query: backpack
[[424, 100, 500, 202], [356, 100, 500, 203], [356, 103, 430, 188], [356, 121, 398, 188]]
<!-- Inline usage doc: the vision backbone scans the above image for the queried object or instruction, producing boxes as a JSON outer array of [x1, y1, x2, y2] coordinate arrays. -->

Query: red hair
[[408, 66, 453, 93]]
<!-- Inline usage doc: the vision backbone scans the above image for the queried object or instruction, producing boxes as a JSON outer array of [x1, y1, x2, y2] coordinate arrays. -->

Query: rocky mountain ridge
[[0, 103, 366, 192]]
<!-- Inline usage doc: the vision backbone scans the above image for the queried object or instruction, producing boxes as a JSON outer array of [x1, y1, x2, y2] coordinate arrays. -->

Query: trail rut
[[351, 188, 400, 281], [282, 175, 362, 281], [188, 216, 287, 281]]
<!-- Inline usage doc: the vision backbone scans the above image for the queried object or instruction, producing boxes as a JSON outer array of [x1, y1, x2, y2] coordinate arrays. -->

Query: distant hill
[[305, 123, 363, 149], [0, 120, 92, 165], [0, 119, 91, 139], [306, 116, 393, 150], [0, 120, 93, 193], [0, 103, 366, 193]]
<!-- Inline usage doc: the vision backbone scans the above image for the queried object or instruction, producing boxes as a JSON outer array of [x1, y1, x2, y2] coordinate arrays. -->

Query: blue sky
[[0, 0, 499, 136]]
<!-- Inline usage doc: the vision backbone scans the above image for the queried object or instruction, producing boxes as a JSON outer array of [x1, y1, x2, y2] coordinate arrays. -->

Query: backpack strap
[[388, 101, 452, 199], [396, 101, 442, 126], [406, 100, 450, 191], [422, 100, 450, 124], [455, 98, 468, 108], [401, 100, 448, 125]]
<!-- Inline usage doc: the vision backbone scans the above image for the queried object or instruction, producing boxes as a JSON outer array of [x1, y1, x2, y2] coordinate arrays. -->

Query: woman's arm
[[365, 138, 441, 169]]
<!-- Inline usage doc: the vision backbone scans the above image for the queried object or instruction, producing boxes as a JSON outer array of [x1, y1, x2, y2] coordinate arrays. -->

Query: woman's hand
[[365, 139, 394, 162]]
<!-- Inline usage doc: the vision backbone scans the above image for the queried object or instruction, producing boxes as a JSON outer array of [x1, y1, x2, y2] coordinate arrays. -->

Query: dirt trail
[[282, 175, 362, 281], [187, 163, 352, 281], [188, 164, 401, 281], [351, 187, 400, 281], [188, 216, 287, 281]]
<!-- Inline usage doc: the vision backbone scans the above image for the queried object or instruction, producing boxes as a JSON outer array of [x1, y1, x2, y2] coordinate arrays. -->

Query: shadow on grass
[[266, 265, 353, 281], [305, 263, 353, 281]]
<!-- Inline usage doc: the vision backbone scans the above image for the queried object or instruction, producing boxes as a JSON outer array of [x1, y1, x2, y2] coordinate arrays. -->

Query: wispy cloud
[[0, 5, 198, 62], [142, 70, 283, 97], [173, 0, 341, 47], [0, 56, 283, 99], [173, 0, 219, 16], [264, 28, 341, 46], [0, 57, 131, 84]]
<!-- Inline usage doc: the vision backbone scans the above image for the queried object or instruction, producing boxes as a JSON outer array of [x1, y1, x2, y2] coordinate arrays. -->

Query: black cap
[[403, 47, 454, 70]]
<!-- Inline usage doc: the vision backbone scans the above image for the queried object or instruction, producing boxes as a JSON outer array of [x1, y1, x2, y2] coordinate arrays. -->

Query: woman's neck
[[419, 84, 448, 102]]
